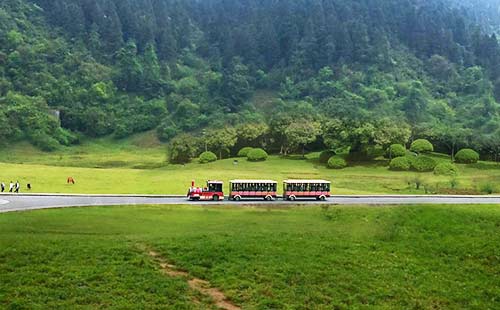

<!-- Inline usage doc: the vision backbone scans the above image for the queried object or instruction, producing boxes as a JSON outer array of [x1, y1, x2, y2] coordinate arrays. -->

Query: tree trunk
[[302, 145, 305, 158], [451, 143, 455, 162]]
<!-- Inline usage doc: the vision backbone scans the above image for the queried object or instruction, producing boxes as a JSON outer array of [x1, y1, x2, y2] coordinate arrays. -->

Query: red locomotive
[[187, 180, 224, 201]]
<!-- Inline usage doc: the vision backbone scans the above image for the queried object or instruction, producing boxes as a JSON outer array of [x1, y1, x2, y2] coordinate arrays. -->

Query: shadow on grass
[[468, 162, 500, 170]]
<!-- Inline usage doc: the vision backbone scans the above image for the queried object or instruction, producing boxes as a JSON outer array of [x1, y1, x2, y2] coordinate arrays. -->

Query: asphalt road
[[0, 194, 499, 213]]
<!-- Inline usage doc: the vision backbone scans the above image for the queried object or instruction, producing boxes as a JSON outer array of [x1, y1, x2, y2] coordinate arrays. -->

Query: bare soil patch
[[147, 249, 241, 310]]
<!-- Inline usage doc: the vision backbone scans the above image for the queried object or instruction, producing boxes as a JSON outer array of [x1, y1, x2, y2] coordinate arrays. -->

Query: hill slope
[[0, 0, 499, 157]]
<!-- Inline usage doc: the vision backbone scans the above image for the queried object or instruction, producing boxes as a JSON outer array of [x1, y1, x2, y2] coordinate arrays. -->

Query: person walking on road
[[1, 182, 4, 192], [15, 181, 20, 193], [9, 181, 14, 193]]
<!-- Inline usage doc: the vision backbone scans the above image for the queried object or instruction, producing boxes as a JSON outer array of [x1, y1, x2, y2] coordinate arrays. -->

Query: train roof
[[207, 180, 224, 184], [230, 180, 278, 183], [283, 179, 331, 183]]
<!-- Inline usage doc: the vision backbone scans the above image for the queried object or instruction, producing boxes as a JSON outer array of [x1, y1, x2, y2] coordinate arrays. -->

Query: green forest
[[0, 0, 499, 160]]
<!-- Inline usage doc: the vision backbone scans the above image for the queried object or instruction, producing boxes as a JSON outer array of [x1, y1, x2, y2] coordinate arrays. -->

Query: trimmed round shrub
[[434, 162, 458, 176], [411, 156, 437, 172], [455, 148, 479, 164], [319, 150, 336, 164], [389, 156, 412, 171], [410, 139, 434, 154], [247, 148, 268, 161], [237, 147, 253, 157], [386, 144, 406, 158], [199, 151, 217, 164], [327, 156, 347, 169]]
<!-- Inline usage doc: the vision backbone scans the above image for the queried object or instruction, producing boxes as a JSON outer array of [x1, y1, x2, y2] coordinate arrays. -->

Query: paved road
[[0, 194, 499, 213]]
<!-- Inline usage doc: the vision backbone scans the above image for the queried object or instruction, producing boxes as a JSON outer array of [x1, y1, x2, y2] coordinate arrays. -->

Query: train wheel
[[289, 196, 296, 201], [320, 196, 326, 201], [234, 196, 241, 201], [212, 195, 219, 201], [265, 196, 272, 201]]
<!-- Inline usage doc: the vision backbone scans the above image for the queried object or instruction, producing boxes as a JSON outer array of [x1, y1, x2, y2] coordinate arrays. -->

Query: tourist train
[[187, 179, 331, 201]]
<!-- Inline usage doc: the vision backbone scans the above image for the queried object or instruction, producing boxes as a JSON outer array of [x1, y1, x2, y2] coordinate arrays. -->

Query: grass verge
[[1, 204, 499, 309]]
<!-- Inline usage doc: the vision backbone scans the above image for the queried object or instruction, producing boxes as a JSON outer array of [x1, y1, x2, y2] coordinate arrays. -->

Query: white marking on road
[[0, 199, 9, 205]]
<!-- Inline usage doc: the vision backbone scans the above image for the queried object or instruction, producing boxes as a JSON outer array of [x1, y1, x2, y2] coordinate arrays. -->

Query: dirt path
[[147, 250, 241, 310]]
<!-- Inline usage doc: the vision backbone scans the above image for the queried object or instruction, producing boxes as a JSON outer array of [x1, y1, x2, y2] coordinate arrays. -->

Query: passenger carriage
[[229, 180, 277, 201], [283, 180, 331, 201]]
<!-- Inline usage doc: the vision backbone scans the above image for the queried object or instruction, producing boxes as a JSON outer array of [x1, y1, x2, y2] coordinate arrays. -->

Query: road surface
[[0, 194, 499, 213]]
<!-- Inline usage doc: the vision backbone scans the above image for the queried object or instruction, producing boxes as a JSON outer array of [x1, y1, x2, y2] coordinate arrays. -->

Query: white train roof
[[230, 180, 278, 183], [283, 180, 331, 183]]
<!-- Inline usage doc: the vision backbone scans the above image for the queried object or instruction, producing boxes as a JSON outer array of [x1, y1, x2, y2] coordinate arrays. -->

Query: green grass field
[[1, 204, 499, 309], [0, 133, 498, 195]]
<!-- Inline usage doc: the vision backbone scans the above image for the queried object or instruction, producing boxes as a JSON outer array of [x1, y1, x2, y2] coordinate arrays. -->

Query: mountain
[[0, 0, 499, 157]]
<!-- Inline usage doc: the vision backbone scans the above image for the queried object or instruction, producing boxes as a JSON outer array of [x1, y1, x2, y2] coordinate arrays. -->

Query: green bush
[[434, 162, 458, 176], [479, 183, 496, 194], [389, 156, 412, 171], [411, 156, 437, 172], [30, 132, 60, 152], [319, 150, 336, 164], [247, 148, 268, 161], [410, 139, 434, 154], [237, 147, 254, 157], [327, 156, 347, 169], [455, 148, 480, 164], [386, 144, 406, 158], [199, 151, 217, 164]]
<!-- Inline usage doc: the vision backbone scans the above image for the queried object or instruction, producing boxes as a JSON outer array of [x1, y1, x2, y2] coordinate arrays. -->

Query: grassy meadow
[[0, 132, 499, 195], [0, 204, 499, 309]]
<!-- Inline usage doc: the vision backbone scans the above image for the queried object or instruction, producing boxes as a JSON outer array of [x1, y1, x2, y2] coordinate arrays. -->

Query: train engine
[[187, 180, 224, 201]]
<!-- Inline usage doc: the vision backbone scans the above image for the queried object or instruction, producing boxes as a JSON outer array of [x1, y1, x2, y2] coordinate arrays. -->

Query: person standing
[[15, 181, 20, 193], [1, 182, 4, 192], [9, 181, 14, 193]]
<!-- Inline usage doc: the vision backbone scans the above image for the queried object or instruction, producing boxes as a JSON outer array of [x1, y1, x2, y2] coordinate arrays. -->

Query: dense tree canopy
[[0, 0, 499, 159]]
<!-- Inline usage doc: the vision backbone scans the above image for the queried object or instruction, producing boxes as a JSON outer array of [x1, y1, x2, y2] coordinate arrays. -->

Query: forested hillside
[[0, 0, 499, 159]]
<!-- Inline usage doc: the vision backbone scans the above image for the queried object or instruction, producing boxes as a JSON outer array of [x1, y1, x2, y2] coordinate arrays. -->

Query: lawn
[[0, 133, 499, 195], [1, 204, 499, 309]]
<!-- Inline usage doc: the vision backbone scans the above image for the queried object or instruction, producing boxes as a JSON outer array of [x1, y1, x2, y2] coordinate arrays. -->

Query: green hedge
[[389, 156, 412, 171], [237, 147, 254, 157], [319, 150, 336, 164], [455, 149, 479, 164], [434, 162, 458, 176], [411, 156, 437, 172], [410, 139, 434, 154], [247, 148, 268, 161], [327, 156, 347, 169], [386, 144, 406, 158], [199, 151, 217, 164]]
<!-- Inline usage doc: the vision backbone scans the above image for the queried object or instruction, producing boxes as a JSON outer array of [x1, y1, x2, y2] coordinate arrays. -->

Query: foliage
[[386, 144, 407, 159], [284, 121, 322, 156], [479, 183, 496, 194], [411, 156, 437, 172], [237, 147, 253, 158], [389, 156, 412, 171], [198, 151, 217, 164], [235, 123, 268, 147], [434, 162, 459, 176], [319, 150, 336, 164], [168, 134, 198, 164], [327, 156, 347, 169], [455, 149, 480, 164], [247, 148, 268, 162], [0, 0, 499, 158], [206, 127, 238, 159], [410, 139, 434, 154]]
